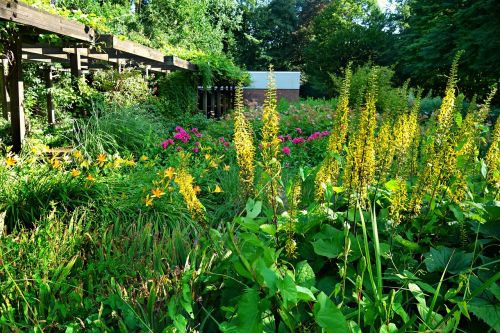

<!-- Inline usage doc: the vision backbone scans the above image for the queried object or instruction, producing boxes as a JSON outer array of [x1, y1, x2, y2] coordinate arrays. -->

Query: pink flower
[[194, 141, 201, 147], [174, 127, 190, 143], [191, 128, 198, 133], [224, 141, 230, 147], [196, 133, 203, 138], [278, 135, 285, 142], [282, 146, 291, 156], [219, 137, 225, 143], [321, 131, 330, 137], [161, 139, 175, 149], [295, 128, 302, 134], [176, 147, 182, 152], [292, 137, 305, 145], [192, 147, 200, 153]]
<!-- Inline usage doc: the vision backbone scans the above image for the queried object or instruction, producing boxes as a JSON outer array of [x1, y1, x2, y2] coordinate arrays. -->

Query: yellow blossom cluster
[[344, 67, 379, 202], [233, 83, 256, 197], [174, 166, 206, 222], [315, 63, 352, 199], [485, 115, 500, 189]]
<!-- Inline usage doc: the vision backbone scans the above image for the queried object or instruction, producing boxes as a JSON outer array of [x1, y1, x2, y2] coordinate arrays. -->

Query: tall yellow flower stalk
[[260, 66, 281, 221], [485, 114, 500, 189], [175, 161, 205, 223], [233, 83, 255, 197], [375, 119, 396, 182], [393, 91, 421, 178], [410, 54, 462, 215], [343, 67, 378, 203], [315, 63, 352, 199]]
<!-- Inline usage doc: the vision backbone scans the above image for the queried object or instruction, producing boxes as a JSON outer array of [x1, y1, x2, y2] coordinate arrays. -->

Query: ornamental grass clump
[[260, 66, 281, 222], [344, 67, 378, 203], [233, 83, 255, 197], [315, 63, 352, 199]]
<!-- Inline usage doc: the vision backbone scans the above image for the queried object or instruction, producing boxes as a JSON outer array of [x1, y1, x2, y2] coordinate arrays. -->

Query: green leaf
[[296, 261, 316, 288], [246, 199, 262, 219], [384, 179, 400, 192], [408, 283, 426, 307], [277, 275, 298, 309], [424, 246, 473, 274], [227, 288, 263, 333], [296, 286, 316, 301], [312, 226, 344, 259], [313, 292, 348, 333], [259, 223, 276, 235], [481, 159, 488, 179], [379, 323, 398, 333]]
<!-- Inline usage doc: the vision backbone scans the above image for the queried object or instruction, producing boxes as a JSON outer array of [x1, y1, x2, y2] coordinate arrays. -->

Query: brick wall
[[243, 89, 300, 107]]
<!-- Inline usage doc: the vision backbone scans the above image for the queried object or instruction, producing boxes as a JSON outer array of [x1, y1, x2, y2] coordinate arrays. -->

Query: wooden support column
[[203, 89, 208, 117], [69, 48, 82, 77], [216, 86, 221, 119], [210, 87, 215, 118], [1, 58, 9, 120], [44, 67, 55, 126], [8, 31, 26, 153]]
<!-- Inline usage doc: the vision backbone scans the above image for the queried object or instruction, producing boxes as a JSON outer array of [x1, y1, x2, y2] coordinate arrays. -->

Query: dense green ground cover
[[0, 62, 499, 332]]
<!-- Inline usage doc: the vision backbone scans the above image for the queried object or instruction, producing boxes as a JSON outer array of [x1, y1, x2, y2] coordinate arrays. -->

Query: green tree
[[302, 0, 394, 96], [395, 0, 500, 99]]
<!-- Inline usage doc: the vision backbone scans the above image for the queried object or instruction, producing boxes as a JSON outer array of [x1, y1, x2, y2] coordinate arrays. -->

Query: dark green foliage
[[156, 71, 199, 118]]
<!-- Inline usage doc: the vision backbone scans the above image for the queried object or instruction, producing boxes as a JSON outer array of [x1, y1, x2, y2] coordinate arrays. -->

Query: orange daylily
[[151, 188, 165, 198], [70, 169, 81, 177], [144, 195, 154, 207]]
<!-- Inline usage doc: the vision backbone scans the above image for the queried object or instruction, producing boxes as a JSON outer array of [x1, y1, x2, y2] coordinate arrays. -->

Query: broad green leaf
[[408, 283, 426, 306], [296, 261, 316, 288], [379, 323, 398, 333], [246, 199, 262, 219], [231, 288, 263, 333], [259, 223, 276, 235], [424, 246, 473, 274], [296, 285, 316, 301], [277, 275, 297, 309], [313, 292, 348, 333], [312, 226, 344, 259]]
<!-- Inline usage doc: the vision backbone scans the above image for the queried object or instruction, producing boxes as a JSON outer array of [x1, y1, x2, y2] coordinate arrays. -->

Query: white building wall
[[245, 71, 301, 90]]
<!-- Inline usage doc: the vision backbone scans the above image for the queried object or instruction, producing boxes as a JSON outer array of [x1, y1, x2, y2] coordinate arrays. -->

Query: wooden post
[[210, 86, 215, 118], [8, 31, 26, 153], [145, 65, 150, 79], [216, 86, 221, 119], [69, 48, 82, 77], [44, 67, 55, 126], [203, 89, 208, 117], [1, 58, 9, 120]]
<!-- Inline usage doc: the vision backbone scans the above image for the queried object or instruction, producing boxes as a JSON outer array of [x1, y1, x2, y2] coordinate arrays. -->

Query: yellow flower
[[151, 188, 165, 199], [140, 155, 149, 161], [86, 174, 95, 182], [210, 160, 219, 169], [213, 185, 223, 193], [144, 195, 154, 207], [224, 164, 231, 171], [97, 154, 107, 166], [164, 167, 175, 179], [204, 153, 211, 160], [194, 185, 201, 194], [73, 150, 83, 159], [6, 155, 17, 167], [51, 159, 62, 170], [71, 168, 81, 177], [175, 166, 205, 221]]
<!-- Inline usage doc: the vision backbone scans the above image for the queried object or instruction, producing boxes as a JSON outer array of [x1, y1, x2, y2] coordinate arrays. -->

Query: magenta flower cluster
[[280, 128, 331, 157], [162, 127, 203, 152]]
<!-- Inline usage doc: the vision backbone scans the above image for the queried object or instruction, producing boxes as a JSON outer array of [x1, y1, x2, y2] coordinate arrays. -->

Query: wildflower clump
[[260, 66, 281, 222], [315, 63, 352, 199], [344, 67, 378, 202], [233, 83, 256, 197]]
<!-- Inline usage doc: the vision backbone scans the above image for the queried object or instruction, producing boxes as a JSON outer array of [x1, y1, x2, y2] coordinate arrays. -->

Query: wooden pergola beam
[[0, 0, 95, 42]]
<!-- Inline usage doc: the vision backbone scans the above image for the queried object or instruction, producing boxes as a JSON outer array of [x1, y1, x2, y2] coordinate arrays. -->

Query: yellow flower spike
[[151, 188, 165, 198], [213, 185, 223, 193], [6, 156, 17, 167], [70, 169, 81, 177], [144, 195, 154, 207], [140, 155, 149, 161]]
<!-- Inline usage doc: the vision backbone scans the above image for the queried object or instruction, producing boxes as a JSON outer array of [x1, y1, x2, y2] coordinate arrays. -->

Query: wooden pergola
[[0, 0, 196, 152]]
